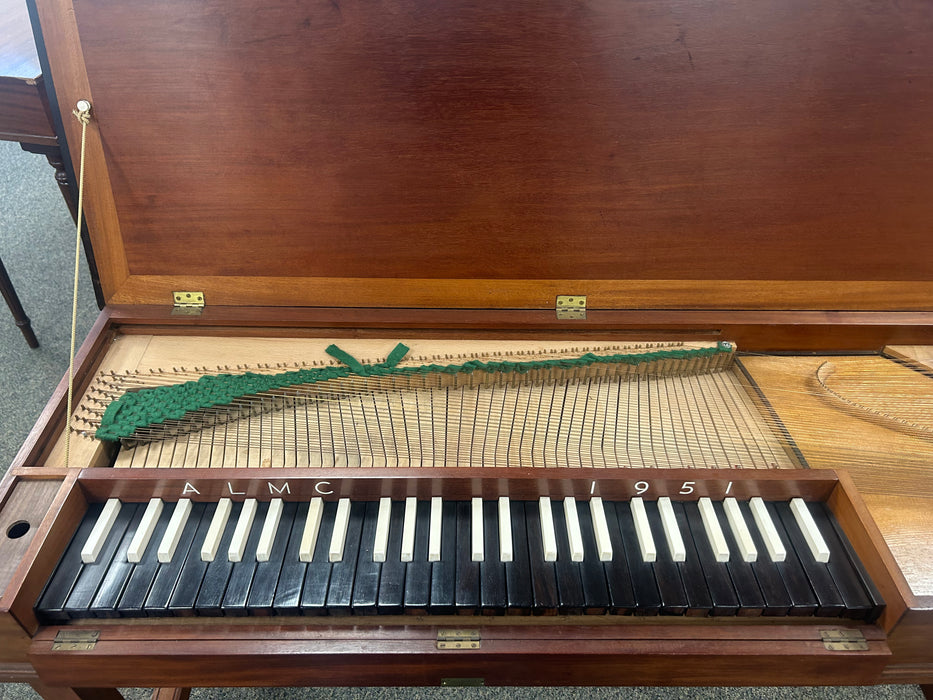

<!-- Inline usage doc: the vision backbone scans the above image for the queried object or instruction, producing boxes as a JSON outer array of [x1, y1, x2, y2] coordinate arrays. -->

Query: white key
[[328, 498, 352, 562], [158, 498, 192, 563], [698, 497, 730, 563], [723, 497, 757, 562], [373, 497, 392, 563], [81, 498, 122, 563], [589, 497, 613, 561], [539, 497, 558, 562], [630, 497, 656, 562], [471, 497, 484, 562], [563, 497, 584, 562], [750, 497, 786, 562], [201, 498, 232, 562], [428, 496, 443, 562], [298, 497, 324, 562], [498, 496, 513, 563], [256, 498, 284, 562], [400, 497, 417, 562], [127, 498, 163, 563], [228, 498, 258, 563], [657, 497, 686, 562], [790, 498, 830, 563]]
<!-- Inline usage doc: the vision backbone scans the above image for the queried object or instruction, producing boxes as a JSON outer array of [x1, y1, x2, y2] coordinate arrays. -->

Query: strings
[[64, 341, 931, 471], [111, 370, 799, 470]]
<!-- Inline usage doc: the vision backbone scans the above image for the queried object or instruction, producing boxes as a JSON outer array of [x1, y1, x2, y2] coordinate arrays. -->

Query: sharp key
[[698, 497, 730, 563], [563, 497, 584, 562], [81, 498, 122, 564], [471, 497, 484, 562], [657, 496, 686, 562], [127, 498, 163, 563], [750, 497, 787, 562], [373, 497, 392, 563], [256, 498, 284, 562], [298, 497, 324, 563], [400, 497, 417, 563], [157, 498, 192, 563], [498, 497, 513, 563], [630, 497, 656, 563], [589, 497, 613, 562], [539, 496, 558, 562], [428, 496, 443, 562], [201, 498, 232, 562], [789, 498, 830, 563], [329, 497, 352, 562], [228, 498, 258, 563], [723, 497, 757, 563]]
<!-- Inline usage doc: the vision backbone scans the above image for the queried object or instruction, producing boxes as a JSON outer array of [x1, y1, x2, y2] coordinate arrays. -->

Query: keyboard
[[36, 477, 884, 621]]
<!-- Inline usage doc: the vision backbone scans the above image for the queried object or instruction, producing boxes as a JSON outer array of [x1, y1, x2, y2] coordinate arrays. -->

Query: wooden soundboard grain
[[740, 352, 933, 598]]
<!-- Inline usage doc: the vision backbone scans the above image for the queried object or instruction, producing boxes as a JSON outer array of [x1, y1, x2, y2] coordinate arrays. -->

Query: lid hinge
[[436, 629, 481, 650], [172, 291, 205, 316], [52, 630, 99, 650], [556, 295, 586, 320], [821, 629, 868, 651]]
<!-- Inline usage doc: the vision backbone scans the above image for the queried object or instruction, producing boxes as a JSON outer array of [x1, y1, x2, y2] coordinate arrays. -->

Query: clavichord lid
[[35, 0, 933, 312]]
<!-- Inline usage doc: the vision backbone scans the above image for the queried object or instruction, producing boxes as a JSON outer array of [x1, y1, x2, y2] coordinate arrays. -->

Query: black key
[[756, 501, 818, 616], [168, 502, 221, 616], [670, 502, 713, 616], [36, 503, 105, 623], [351, 501, 382, 614], [222, 501, 269, 616], [599, 501, 637, 614], [575, 500, 610, 614], [377, 500, 407, 614], [773, 501, 845, 617], [272, 501, 311, 616], [65, 503, 139, 618], [300, 500, 337, 615], [615, 501, 660, 615], [682, 501, 739, 616], [117, 503, 174, 616], [325, 500, 365, 615], [551, 499, 585, 614], [454, 501, 480, 613], [403, 500, 432, 613], [644, 500, 687, 615], [736, 500, 793, 616], [87, 504, 147, 618], [504, 500, 533, 614], [248, 501, 299, 614], [428, 500, 457, 614], [524, 499, 558, 614], [813, 503, 884, 622], [480, 500, 507, 614], [712, 501, 765, 617], [194, 500, 245, 616], [144, 502, 208, 617]]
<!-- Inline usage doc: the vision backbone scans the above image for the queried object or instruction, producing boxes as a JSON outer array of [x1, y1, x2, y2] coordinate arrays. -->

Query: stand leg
[[0, 254, 38, 348], [151, 689, 191, 700], [920, 685, 932, 700]]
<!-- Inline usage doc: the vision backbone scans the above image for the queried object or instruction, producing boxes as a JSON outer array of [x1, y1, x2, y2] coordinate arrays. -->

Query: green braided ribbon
[[95, 342, 732, 443]]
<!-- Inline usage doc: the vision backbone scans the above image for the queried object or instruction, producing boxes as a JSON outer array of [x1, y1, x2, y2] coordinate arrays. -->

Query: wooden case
[[2, 0, 933, 696]]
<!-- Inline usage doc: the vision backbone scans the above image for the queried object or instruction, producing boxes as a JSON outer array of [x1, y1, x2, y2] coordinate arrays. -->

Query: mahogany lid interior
[[46, 0, 933, 310]]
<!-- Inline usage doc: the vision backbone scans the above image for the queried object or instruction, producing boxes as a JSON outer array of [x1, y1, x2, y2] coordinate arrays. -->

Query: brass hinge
[[172, 291, 205, 316], [821, 629, 868, 651], [52, 630, 99, 651], [436, 629, 481, 650], [556, 295, 586, 320]]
